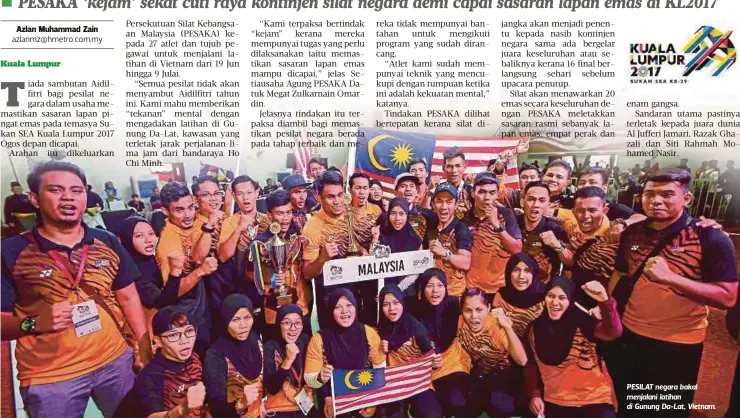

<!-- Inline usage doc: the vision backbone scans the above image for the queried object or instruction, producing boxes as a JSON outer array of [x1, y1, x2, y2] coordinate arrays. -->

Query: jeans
[[21, 349, 134, 418]]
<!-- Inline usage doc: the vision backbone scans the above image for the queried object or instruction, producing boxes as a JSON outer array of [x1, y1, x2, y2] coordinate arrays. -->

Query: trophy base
[[266, 288, 298, 309]]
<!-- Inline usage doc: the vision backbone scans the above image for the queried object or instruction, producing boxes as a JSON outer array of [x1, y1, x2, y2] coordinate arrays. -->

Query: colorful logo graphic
[[683, 26, 736, 76]]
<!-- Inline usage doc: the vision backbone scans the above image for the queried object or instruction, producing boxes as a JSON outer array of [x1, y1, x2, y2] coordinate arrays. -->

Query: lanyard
[[48, 245, 89, 288]]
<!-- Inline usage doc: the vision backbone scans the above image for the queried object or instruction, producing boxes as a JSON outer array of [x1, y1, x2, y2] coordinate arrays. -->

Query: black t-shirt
[[517, 214, 567, 282], [605, 203, 635, 221]]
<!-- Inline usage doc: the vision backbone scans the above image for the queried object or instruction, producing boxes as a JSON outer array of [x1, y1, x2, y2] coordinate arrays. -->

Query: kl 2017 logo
[[629, 26, 735, 81], [683, 26, 736, 76]]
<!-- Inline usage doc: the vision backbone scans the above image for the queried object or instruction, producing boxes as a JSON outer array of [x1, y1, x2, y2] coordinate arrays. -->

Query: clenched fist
[[35, 301, 73, 333], [381, 340, 389, 354], [186, 382, 206, 410], [243, 383, 260, 404], [167, 252, 186, 275], [319, 364, 334, 384], [321, 242, 340, 260], [539, 231, 562, 250], [644, 256, 675, 285], [582, 281, 608, 303], [208, 210, 224, 228], [198, 257, 218, 275]]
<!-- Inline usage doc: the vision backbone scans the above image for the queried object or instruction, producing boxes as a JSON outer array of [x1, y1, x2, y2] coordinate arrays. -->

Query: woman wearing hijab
[[204, 294, 263, 418], [304, 288, 385, 418], [368, 179, 387, 212], [263, 304, 317, 417], [371, 197, 423, 295], [457, 288, 528, 418], [119, 217, 180, 310], [493, 253, 547, 339], [413, 268, 472, 418], [378, 284, 442, 418], [525, 277, 622, 418]]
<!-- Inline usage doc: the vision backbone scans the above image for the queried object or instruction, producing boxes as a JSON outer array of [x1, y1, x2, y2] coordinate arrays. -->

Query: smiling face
[[333, 296, 356, 328], [320, 184, 345, 217], [194, 180, 223, 215], [132, 222, 157, 256], [382, 293, 403, 323], [544, 166, 569, 195], [279, 313, 303, 344], [423, 277, 446, 306], [462, 294, 489, 334], [389, 204, 407, 231], [29, 170, 87, 226], [510, 261, 533, 291], [545, 286, 570, 320], [227, 307, 254, 341]]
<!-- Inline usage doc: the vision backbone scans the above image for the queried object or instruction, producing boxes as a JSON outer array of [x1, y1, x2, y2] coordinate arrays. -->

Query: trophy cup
[[263, 222, 298, 307], [343, 194, 362, 257]]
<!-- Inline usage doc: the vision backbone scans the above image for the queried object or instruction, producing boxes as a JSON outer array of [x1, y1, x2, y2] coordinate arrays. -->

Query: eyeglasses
[[280, 321, 303, 330], [162, 326, 196, 343], [196, 192, 224, 199]]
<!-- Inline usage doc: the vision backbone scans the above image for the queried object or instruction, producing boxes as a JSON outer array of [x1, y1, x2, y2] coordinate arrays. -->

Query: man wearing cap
[[3, 181, 36, 234], [394, 172, 438, 246], [133, 307, 208, 418], [429, 183, 473, 299], [282, 174, 313, 233], [463, 172, 522, 296]]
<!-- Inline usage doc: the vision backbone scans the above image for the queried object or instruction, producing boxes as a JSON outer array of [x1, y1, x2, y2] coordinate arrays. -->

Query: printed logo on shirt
[[39, 269, 52, 277], [631, 245, 640, 251], [671, 246, 685, 252], [94, 260, 110, 268]]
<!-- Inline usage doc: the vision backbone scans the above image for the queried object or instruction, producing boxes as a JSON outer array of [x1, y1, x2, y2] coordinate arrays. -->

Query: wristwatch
[[443, 249, 452, 261], [492, 224, 505, 233], [20, 316, 36, 334], [201, 224, 215, 233]]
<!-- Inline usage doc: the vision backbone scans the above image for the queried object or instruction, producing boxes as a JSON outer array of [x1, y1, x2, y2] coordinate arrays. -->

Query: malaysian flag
[[353, 128, 522, 195], [330, 351, 434, 415]]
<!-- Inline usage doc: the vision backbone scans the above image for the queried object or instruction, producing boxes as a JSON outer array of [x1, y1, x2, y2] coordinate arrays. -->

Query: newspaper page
[[0, 0, 739, 417]]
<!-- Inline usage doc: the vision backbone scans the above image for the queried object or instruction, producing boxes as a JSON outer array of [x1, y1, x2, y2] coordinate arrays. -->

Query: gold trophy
[[344, 194, 361, 257], [267, 222, 296, 307]]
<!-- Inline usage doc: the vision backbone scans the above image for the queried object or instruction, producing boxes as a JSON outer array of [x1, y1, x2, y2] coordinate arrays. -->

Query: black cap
[[152, 306, 191, 336], [281, 174, 311, 191], [10, 182, 21, 188], [473, 172, 499, 188]]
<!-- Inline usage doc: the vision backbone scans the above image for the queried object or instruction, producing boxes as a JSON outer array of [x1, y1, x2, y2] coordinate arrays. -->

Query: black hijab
[[533, 276, 597, 366], [379, 197, 422, 253], [499, 253, 547, 309], [271, 304, 307, 387], [118, 216, 158, 278], [378, 284, 430, 352], [415, 268, 459, 353], [320, 288, 369, 369], [211, 294, 262, 379], [368, 179, 385, 212]]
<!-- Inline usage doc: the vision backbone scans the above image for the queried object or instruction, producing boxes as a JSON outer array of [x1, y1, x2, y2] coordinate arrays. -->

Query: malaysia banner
[[353, 128, 523, 195], [330, 351, 435, 416]]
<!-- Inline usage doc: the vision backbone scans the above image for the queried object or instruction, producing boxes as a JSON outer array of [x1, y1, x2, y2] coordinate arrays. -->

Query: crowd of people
[[0, 148, 738, 418]]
